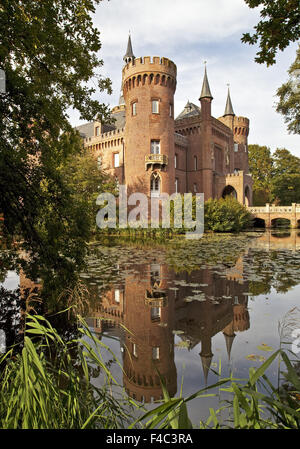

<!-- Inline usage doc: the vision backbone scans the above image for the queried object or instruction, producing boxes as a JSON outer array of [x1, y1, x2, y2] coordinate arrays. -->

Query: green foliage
[[204, 197, 252, 232], [272, 174, 300, 205], [1, 314, 300, 429], [242, 0, 300, 66], [276, 45, 300, 134], [0, 0, 112, 299], [60, 149, 117, 233], [135, 349, 300, 429], [0, 313, 135, 429], [248, 145, 300, 205]]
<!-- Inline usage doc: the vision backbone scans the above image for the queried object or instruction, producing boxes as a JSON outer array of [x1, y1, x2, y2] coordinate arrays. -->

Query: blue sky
[[70, 0, 299, 157]]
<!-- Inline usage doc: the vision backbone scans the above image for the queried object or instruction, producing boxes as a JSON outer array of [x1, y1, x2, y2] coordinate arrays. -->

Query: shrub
[[204, 197, 252, 232]]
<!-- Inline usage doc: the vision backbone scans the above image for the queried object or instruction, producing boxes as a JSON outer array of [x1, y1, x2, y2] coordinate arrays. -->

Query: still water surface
[[1, 230, 300, 426], [81, 230, 300, 425]]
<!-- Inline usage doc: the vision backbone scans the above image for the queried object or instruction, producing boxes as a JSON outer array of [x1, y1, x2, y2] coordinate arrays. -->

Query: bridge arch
[[222, 185, 237, 199], [253, 217, 265, 228], [271, 217, 291, 228]]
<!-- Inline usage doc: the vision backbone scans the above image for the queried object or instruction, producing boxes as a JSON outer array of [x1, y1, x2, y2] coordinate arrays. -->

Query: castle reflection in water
[[15, 230, 300, 404], [87, 256, 253, 404]]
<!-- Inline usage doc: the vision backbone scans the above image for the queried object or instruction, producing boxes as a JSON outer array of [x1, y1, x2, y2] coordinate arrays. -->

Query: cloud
[[69, 0, 299, 157]]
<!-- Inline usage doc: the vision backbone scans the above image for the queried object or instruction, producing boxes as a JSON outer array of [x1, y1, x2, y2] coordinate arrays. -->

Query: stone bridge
[[247, 203, 300, 228]]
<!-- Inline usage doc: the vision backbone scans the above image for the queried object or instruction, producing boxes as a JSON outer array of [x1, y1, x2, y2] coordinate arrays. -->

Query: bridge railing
[[247, 205, 300, 214]]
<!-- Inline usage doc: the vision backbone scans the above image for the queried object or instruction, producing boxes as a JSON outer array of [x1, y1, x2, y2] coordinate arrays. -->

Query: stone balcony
[[145, 153, 168, 170], [145, 290, 168, 307]]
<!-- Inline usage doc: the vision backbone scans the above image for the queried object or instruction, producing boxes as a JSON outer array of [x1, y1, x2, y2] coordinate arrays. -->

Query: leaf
[[257, 344, 274, 352]]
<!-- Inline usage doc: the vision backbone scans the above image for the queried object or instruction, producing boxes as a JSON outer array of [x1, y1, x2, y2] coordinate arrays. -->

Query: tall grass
[[133, 349, 300, 429], [0, 313, 137, 429], [0, 313, 299, 429]]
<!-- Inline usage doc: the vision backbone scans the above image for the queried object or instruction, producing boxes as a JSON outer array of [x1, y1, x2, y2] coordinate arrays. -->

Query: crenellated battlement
[[122, 56, 177, 93], [123, 56, 177, 76]]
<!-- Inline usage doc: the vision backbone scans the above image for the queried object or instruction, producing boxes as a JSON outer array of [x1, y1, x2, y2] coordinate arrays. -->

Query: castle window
[[175, 154, 177, 168], [150, 174, 160, 197], [95, 126, 100, 136], [175, 178, 178, 193], [113, 153, 119, 167], [234, 143, 239, 152], [151, 140, 160, 154], [193, 183, 197, 193], [194, 156, 197, 170], [114, 289, 120, 303], [151, 307, 161, 321], [132, 102, 137, 116], [152, 347, 160, 360], [152, 100, 159, 114]]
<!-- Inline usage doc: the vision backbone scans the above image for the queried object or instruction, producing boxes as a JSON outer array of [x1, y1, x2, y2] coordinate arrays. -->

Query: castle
[[76, 36, 253, 205]]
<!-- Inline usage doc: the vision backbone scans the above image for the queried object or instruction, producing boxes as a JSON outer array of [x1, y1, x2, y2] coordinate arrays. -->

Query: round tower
[[233, 116, 249, 146], [122, 56, 177, 196]]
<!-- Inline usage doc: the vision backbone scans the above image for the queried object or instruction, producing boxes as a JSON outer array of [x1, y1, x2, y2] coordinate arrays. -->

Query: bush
[[204, 196, 252, 232]]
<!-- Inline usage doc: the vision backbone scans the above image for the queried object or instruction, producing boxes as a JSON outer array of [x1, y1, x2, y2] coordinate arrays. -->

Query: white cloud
[[70, 0, 299, 156]]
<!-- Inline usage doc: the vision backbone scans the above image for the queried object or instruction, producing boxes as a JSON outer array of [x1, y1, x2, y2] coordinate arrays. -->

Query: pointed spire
[[224, 85, 235, 116], [199, 63, 213, 101], [223, 332, 236, 360], [200, 354, 213, 385], [123, 33, 135, 64]]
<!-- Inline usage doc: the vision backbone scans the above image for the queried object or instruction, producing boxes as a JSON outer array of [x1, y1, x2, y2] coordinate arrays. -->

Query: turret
[[123, 34, 135, 65], [199, 64, 213, 120], [122, 52, 177, 196], [220, 86, 235, 132], [199, 64, 213, 199]]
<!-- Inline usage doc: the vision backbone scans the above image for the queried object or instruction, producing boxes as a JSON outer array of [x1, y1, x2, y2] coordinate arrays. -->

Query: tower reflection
[[89, 256, 250, 402]]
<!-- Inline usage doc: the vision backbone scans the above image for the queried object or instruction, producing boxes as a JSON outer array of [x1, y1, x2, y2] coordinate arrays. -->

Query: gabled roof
[[175, 101, 201, 120]]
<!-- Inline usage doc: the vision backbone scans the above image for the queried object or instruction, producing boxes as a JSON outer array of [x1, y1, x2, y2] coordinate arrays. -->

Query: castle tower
[[199, 65, 213, 200], [221, 86, 235, 132], [122, 43, 177, 196], [122, 264, 177, 403], [199, 334, 213, 385], [218, 88, 250, 174]]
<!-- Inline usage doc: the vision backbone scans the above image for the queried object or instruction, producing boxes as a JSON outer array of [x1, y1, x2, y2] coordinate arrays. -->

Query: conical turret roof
[[224, 87, 235, 116], [123, 34, 135, 63], [200, 354, 213, 385], [223, 331, 236, 360], [199, 66, 213, 101]]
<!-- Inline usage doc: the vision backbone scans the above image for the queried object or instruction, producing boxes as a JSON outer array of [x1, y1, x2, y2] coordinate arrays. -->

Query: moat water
[[1, 229, 300, 426]]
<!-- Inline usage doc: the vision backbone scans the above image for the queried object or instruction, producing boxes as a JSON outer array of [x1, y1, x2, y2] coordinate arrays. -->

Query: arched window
[[194, 156, 197, 170], [150, 173, 160, 197]]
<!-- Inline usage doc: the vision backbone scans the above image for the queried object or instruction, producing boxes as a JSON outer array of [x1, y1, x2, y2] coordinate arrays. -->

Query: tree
[[0, 1, 112, 300], [272, 148, 300, 177], [242, 0, 300, 66], [60, 149, 117, 234], [276, 45, 300, 134], [272, 174, 300, 204], [271, 148, 300, 204], [248, 144, 273, 205]]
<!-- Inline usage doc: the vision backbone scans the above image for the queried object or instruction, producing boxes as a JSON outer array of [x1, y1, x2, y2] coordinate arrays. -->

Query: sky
[[70, 0, 299, 157]]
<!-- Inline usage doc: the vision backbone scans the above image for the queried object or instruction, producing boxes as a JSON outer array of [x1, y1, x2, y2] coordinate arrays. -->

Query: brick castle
[[76, 36, 253, 205]]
